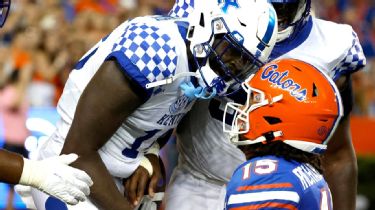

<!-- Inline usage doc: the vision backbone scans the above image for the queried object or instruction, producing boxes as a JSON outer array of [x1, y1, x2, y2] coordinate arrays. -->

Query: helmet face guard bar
[[193, 18, 264, 97], [0, 0, 10, 28]]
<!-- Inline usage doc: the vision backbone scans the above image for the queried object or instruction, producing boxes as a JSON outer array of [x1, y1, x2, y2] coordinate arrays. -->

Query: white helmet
[[270, 0, 311, 42], [186, 0, 278, 97]]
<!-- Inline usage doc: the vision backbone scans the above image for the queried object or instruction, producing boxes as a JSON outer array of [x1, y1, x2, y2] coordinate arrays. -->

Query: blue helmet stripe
[[256, 8, 276, 51]]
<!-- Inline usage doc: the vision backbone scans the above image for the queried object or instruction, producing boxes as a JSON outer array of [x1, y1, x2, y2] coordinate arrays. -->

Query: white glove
[[14, 185, 37, 209], [19, 153, 93, 205]]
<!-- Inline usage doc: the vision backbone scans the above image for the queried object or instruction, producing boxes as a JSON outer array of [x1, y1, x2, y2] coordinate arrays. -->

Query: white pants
[[164, 165, 226, 210]]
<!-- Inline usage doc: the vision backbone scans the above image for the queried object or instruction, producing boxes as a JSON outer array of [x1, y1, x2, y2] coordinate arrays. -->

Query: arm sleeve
[[105, 22, 178, 97], [332, 31, 366, 81]]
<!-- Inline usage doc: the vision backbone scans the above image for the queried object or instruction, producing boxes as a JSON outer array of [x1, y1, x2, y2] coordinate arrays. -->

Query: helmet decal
[[219, 0, 240, 13], [261, 64, 307, 101]]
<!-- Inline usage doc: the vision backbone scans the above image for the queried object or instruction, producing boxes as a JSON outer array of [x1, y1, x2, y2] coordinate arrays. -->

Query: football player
[[224, 59, 343, 210], [0, 0, 93, 206], [29, 0, 277, 209], [161, 0, 366, 210]]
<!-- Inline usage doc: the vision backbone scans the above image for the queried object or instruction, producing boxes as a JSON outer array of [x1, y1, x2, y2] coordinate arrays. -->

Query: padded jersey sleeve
[[168, 0, 195, 17], [332, 31, 366, 81], [105, 21, 178, 94]]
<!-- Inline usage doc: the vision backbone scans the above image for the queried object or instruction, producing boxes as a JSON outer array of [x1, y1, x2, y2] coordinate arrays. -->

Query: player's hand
[[19, 154, 93, 205], [124, 154, 164, 207]]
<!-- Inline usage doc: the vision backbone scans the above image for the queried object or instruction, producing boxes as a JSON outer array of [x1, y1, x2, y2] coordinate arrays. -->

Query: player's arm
[[322, 74, 357, 210], [0, 149, 24, 184], [124, 129, 172, 206], [61, 59, 144, 210], [0, 149, 93, 205]]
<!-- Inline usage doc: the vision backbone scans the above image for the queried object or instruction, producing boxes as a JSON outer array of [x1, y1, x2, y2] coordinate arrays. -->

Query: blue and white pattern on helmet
[[256, 8, 277, 52], [111, 22, 178, 83], [168, 0, 195, 18], [332, 31, 366, 81]]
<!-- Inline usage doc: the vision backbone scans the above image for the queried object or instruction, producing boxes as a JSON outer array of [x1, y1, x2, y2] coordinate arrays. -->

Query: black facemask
[[272, 2, 300, 30]]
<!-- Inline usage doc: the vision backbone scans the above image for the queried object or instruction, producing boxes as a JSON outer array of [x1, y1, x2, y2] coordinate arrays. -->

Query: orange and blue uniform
[[225, 155, 332, 210]]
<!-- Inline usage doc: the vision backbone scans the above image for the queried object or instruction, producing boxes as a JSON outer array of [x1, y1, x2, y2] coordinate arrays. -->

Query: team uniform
[[165, 1, 366, 210], [31, 15, 196, 209], [225, 155, 333, 210]]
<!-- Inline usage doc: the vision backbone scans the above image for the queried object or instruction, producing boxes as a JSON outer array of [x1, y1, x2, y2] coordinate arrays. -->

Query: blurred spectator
[[0, 38, 30, 210]]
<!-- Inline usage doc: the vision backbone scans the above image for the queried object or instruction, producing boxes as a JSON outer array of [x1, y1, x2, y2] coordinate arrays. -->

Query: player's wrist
[[19, 158, 44, 188], [145, 143, 160, 157], [139, 156, 153, 177]]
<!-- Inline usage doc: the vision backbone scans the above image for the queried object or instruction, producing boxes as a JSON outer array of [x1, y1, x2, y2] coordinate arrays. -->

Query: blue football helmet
[[0, 0, 10, 27], [269, 0, 311, 42]]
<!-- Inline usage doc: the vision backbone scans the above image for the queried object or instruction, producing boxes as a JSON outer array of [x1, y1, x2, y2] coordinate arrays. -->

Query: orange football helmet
[[223, 59, 343, 154]]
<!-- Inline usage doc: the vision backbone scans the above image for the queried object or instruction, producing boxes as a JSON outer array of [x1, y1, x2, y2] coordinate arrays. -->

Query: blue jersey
[[225, 155, 333, 210]]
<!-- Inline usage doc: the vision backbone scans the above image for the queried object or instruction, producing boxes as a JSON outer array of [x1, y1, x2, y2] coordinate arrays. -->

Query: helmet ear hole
[[264, 116, 282, 125], [199, 13, 205, 27], [312, 83, 318, 97]]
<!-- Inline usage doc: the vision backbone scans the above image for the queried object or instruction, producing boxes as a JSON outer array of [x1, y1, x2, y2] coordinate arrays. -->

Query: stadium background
[[0, 0, 374, 209]]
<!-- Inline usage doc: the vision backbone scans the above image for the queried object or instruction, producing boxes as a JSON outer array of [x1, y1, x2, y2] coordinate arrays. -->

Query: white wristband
[[145, 143, 160, 157], [139, 156, 153, 177]]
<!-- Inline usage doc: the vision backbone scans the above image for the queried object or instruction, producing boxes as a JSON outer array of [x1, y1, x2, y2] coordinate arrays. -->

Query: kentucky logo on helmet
[[218, 0, 240, 13], [261, 64, 307, 101]]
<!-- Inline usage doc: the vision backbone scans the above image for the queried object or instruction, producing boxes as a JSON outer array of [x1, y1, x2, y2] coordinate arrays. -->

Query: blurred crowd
[[0, 0, 374, 114], [0, 0, 373, 209]]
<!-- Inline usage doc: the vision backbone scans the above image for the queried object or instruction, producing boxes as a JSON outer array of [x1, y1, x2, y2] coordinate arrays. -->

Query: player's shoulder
[[231, 156, 301, 183], [108, 16, 189, 84], [312, 16, 356, 47], [226, 156, 305, 209]]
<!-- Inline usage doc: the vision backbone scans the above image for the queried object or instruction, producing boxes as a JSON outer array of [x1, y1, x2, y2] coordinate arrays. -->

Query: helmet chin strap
[[231, 131, 284, 146], [145, 72, 199, 89], [275, 0, 307, 42], [145, 70, 219, 100], [276, 26, 294, 42]]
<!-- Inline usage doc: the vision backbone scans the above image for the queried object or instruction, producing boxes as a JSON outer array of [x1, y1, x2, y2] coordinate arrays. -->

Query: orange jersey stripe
[[236, 183, 293, 192], [229, 202, 298, 210]]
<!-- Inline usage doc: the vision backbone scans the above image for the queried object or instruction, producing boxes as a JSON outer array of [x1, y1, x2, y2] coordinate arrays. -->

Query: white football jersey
[[54, 16, 195, 178], [172, 2, 366, 184]]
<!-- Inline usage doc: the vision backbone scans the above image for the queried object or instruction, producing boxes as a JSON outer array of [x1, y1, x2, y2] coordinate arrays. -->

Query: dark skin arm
[[123, 130, 172, 206], [124, 154, 164, 207], [322, 75, 358, 210], [0, 149, 23, 184], [61, 60, 143, 210]]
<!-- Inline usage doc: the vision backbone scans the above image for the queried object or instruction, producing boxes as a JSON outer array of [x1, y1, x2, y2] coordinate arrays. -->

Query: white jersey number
[[254, 159, 278, 175]]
